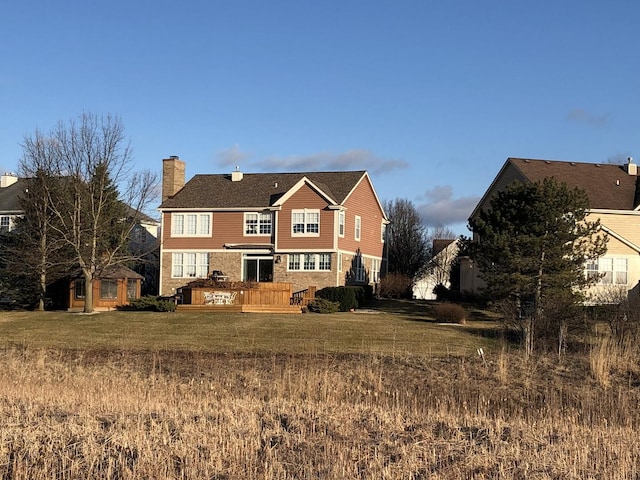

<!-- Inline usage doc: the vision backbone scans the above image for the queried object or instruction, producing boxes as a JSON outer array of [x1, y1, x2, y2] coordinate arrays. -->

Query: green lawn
[[0, 301, 503, 356]]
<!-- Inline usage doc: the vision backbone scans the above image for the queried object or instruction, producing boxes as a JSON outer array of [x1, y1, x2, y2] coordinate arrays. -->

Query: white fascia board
[[162, 248, 224, 253], [159, 207, 271, 212], [589, 208, 640, 216], [343, 172, 389, 221], [279, 248, 339, 254], [272, 177, 337, 207]]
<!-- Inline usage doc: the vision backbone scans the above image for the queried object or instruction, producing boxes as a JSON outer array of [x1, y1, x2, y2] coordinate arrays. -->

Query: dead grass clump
[[0, 347, 639, 478], [589, 334, 640, 388]]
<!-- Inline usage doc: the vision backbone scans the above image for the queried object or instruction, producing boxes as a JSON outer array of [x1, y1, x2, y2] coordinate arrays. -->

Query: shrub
[[316, 287, 359, 312], [379, 273, 412, 299], [307, 298, 340, 314], [118, 295, 177, 312], [432, 283, 450, 301], [433, 303, 466, 324]]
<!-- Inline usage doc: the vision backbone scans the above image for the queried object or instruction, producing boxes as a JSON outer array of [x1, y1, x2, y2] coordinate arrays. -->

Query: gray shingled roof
[[0, 177, 159, 222], [0, 179, 26, 213], [159, 171, 368, 209], [509, 158, 640, 210]]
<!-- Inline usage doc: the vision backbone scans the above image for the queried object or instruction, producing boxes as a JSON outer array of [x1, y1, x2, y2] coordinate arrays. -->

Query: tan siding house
[[462, 157, 640, 302], [158, 157, 388, 295]]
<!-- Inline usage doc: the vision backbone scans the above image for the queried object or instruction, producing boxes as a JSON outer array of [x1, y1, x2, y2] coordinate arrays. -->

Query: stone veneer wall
[[160, 251, 243, 296], [207, 252, 243, 281], [274, 253, 339, 292], [340, 252, 378, 288], [161, 250, 379, 296]]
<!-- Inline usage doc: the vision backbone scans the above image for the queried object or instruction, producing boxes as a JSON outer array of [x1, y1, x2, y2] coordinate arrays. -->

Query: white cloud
[[258, 149, 409, 174], [215, 144, 251, 168], [416, 185, 480, 229]]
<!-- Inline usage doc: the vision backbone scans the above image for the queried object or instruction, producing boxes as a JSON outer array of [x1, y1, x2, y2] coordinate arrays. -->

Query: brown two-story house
[[158, 156, 389, 296]]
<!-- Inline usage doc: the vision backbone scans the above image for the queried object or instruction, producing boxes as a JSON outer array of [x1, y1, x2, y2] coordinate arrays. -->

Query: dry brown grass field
[[0, 301, 639, 479]]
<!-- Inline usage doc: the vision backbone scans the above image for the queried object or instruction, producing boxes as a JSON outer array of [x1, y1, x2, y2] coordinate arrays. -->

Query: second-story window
[[292, 209, 320, 236], [355, 216, 361, 241], [171, 213, 211, 237], [338, 211, 345, 237], [245, 212, 272, 235]]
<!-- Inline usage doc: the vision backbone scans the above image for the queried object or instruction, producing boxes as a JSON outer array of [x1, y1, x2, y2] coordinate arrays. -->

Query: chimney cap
[[169, 155, 179, 159]]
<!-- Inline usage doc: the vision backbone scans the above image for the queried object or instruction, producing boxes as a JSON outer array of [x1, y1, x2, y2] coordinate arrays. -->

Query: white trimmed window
[[171, 213, 212, 237], [586, 257, 628, 285], [172, 252, 210, 278], [338, 211, 345, 237], [381, 223, 386, 243], [0, 215, 12, 232], [338, 253, 343, 272], [292, 209, 320, 236], [319, 253, 331, 270], [245, 212, 272, 235], [303, 254, 316, 270], [288, 253, 332, 271], [372, 259, 380, 283], [355, 216, 361, 241], [354, 254, 366, 282]]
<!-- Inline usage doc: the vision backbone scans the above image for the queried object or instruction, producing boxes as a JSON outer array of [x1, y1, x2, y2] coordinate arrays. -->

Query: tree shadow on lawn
[[371, 298, 516, 344], [370, 298, 437, 319], [371, 298, 500, 322]]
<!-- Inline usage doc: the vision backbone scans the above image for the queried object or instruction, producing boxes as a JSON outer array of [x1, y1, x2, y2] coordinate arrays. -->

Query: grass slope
[[0, 302, 501, 356]]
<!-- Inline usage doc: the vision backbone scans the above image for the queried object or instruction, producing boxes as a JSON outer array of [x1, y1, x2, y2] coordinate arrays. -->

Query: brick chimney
[[626, 157, 637, 176], [162, 156, 186, 202]]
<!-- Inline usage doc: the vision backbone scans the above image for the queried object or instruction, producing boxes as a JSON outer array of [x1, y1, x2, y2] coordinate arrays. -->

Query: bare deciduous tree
[[382, 198, 430, 281], [20, 113, 158, 313]]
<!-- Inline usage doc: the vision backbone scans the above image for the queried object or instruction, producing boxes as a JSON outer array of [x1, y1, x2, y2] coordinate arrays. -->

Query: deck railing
[[290, 286, 317, 306]]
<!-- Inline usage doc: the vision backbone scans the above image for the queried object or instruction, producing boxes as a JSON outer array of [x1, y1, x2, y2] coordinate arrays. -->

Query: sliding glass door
[[243, 255, 273, 282]]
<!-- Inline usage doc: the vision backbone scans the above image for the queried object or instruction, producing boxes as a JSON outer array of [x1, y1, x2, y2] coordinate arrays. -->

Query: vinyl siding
[[338, 177, 385, 259], [277, 183, 335, 250], [162, 211, 271, 250], [595, 211, 640, 254]]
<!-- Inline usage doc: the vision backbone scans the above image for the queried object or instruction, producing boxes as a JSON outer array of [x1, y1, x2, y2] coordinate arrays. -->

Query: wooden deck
[[175, 281, 310, 314], [176, 304, 303, 314]]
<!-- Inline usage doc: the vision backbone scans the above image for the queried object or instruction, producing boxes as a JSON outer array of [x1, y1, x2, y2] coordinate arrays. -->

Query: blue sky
[[2, 1, 639, 234]]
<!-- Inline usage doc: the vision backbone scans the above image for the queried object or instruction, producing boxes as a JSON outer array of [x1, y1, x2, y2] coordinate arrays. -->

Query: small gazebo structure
[[68, 265, 144, 311]]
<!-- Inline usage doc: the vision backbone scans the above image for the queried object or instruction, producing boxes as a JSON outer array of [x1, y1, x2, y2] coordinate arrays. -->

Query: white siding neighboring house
[[462, 157, 640, 303], [0, 173, 21, 232], [413, 239, 459, 300]]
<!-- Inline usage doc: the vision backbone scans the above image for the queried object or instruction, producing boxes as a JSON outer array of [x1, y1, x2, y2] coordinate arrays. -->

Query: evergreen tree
[[463, 178, 607, 355]]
